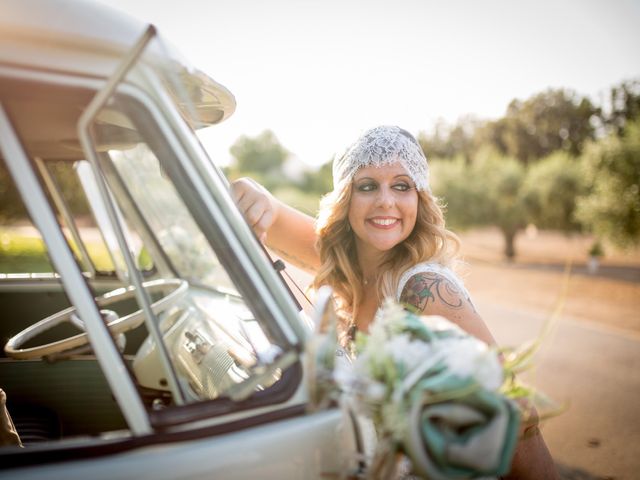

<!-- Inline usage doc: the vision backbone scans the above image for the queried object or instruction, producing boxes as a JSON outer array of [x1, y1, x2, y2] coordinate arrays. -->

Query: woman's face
[[347, 161, 419, 259]]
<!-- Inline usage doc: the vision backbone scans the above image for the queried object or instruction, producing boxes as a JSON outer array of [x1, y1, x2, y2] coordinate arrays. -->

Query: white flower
[[436, 338, 504, 391], [333, 354, 357, 388], [385, 333, 432, 372], [421, 314, 465, 336], [365, 381, 388, 402]]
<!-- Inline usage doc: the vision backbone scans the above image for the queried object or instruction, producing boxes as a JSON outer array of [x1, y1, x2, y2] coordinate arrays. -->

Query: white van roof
[[0, 0, 235, 125]]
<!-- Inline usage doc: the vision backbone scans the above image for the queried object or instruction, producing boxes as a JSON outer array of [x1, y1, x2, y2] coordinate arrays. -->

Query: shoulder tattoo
[[399, 272, 467, 312]]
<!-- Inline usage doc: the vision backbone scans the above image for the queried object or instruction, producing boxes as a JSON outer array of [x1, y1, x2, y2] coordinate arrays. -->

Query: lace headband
[[332, 125, 430, 192]]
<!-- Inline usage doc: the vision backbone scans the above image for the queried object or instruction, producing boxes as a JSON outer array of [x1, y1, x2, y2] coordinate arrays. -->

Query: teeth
[[371, 218, 397, 226]]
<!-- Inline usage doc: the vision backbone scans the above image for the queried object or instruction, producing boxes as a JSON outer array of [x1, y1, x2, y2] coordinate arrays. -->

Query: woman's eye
[[356, 183, 377, 192], [392, 183, 411, 192]]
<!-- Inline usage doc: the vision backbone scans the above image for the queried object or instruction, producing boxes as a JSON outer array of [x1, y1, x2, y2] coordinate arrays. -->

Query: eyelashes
[[354, 182, 414, 193]]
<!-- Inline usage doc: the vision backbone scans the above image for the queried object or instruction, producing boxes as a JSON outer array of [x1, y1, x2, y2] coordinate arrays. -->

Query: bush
[[575, 119, 640, 249]]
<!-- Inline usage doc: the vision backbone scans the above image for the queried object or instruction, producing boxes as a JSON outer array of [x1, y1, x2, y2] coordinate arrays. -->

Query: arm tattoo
[[399, 272, 465, 312], [270, 247, 315, 272]]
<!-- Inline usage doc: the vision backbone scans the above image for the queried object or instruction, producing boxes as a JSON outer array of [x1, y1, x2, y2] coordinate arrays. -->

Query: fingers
[[230, 177, 255, 203], [230, 178, 276, 242], [245, 200, 274, 236]]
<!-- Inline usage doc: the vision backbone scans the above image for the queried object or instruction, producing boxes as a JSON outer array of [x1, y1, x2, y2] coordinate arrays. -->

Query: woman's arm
[[399, 271, 495, 344], [399, 271, 558, 479], [231, 177, 320, 272]]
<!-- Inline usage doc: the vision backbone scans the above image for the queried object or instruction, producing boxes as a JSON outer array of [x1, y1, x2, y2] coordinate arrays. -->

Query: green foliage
[[475, 150, 527, 259], [271, 186, 321, 216], [0, 228, 114, 273], [483, 89, 598, 164], [588, 240, 604, 258], [521, 152, 587, 233], [227, 130, 330, 211], [419, 88, 600, 167], [47, 161, 91, 216], [430, 157, 486, 230], [432, 148, 527, 259], [228, 130, 290, 190], [300, 160, 333, 196], [575, 119, 640, 249], [603, 79, 640, 136], [0, 159, 90, 224], [0, 158, 29, 223], [418, 116, 480, 162]]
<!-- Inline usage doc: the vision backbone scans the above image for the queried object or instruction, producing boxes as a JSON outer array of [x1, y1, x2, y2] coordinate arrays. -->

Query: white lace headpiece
[[332, 125, 430, 192]]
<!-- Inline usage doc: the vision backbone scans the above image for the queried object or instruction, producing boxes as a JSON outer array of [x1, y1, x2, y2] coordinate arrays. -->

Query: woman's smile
[[367, 216, 401, 228]]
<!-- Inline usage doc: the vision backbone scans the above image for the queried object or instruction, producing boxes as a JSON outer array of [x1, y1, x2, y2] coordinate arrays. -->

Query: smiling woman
[[232, 124, 560, 478], [311, 126, 461, 334]]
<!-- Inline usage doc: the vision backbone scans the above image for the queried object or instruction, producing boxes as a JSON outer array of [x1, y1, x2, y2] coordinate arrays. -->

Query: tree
[[575, 119, 640, 249], [476, 151, 528, 259], [418, 116, 481, 162], [602, 78, 640, 136], [481, 89, 599, 164], [228, 130, 289, 190], [521, 151, 587, 233], [431, 148, 528, 260], [430, 158, 486, 230]]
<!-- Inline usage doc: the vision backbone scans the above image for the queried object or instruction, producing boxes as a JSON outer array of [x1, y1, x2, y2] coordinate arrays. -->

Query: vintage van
[[0, 0, 362, 478]]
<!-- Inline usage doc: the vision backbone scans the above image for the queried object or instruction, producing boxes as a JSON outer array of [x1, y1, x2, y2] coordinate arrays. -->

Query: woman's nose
[[376, 186, 395, 208]]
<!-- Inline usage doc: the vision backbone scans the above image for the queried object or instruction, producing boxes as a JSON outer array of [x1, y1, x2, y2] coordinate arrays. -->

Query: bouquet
[[334, 300, 530, 480]]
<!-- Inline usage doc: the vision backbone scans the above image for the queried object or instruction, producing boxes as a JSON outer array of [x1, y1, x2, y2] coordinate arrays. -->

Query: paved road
[[477, 299, 640, 480]]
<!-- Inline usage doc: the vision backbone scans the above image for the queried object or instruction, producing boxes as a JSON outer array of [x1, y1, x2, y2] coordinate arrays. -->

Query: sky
[[98, 0, 640, 169]]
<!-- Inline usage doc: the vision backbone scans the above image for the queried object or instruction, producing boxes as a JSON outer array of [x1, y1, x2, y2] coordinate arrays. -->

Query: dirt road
[[460, 228, 640, 335]]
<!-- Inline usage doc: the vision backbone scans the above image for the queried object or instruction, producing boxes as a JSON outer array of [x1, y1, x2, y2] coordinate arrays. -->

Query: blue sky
[[99, 0, 640, 168]]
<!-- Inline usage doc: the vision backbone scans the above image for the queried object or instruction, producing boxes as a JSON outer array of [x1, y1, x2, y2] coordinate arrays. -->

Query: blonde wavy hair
[[312, 180, 460, 339]]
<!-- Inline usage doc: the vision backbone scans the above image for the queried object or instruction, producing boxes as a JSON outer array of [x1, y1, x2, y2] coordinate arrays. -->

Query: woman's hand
[[231, 177, 278, 243], [231, 177, 319, 272]]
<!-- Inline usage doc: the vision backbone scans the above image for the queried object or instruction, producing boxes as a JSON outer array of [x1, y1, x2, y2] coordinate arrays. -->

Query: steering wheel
[[4, 279, 188, 360]]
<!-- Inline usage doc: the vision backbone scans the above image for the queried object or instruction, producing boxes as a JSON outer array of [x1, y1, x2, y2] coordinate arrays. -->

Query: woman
[[232, 125, 557, 479]]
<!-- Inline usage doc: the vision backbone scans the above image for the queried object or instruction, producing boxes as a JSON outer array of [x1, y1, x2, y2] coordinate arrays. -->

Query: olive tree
[[431, 149, 527, 260], [521, 151, 587, 233]]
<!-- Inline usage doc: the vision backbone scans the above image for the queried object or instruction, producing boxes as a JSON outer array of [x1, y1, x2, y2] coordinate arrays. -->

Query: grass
[[0, 231, 52, 273], [0, 229, 114, 273]]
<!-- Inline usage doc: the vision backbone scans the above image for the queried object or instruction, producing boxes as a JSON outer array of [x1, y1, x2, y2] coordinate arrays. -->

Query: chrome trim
[[76, 25, 186, 406], [75, 160, 128, 280], [34, 156, 96, 275], [142, 67, 305, 345]]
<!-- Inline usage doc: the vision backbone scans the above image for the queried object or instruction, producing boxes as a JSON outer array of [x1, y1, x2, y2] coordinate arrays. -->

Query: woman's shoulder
[[396, 261, 468, 301]]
